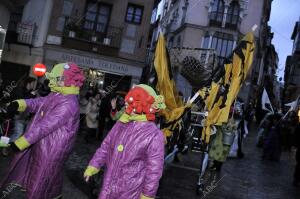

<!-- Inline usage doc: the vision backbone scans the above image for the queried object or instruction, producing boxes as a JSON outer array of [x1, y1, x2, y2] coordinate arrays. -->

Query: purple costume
[[88, 121, 165, 199], [1, 93, 80, 198]]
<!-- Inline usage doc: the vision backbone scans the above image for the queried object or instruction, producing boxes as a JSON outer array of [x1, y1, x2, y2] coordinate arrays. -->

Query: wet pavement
[[1, 123, 300, 199], [158, 124, 300, 199]]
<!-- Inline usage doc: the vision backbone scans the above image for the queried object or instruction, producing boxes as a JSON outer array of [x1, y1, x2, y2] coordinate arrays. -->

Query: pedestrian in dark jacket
[[293, 115, 300, 187], [262, 114, 282, 161]]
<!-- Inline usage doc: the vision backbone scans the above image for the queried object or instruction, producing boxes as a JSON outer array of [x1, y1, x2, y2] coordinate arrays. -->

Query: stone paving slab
[[1, 124, 300, 199]]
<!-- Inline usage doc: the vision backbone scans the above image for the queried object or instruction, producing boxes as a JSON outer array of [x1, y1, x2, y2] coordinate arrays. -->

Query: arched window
[[209, 0, 225, 26], [226, 1, 240, 28]]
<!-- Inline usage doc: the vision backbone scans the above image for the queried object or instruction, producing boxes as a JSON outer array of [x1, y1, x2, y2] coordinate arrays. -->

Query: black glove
[[6, 101, 19, 119], [10, 142, 21, 152]]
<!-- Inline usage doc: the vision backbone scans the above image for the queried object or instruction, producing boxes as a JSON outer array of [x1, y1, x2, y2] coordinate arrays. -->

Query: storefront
[[0, 61, 30, 87], [44, 46, 143, 93], [83, 68, 132, 92]]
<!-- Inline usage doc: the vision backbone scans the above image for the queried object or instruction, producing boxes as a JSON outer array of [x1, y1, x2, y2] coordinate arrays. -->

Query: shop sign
[[46, 50, 142, 77]]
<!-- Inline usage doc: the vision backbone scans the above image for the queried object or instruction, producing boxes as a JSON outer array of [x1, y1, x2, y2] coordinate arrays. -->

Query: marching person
[[209, 115, 238, 171], [0, 63, 85, 199], [84, 84, 166, 199]]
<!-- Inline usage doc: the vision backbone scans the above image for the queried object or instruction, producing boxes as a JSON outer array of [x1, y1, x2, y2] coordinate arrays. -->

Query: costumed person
[[0, 62, 85, 199], [228, 102, 247, 158], [209, 111, 238, 171], [84, 84, 166, 199]]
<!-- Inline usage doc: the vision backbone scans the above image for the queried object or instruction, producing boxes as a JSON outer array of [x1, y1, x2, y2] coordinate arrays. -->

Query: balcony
[[5, 22, 36, 52], [209, 12, 223, 27], [62, 23, 123, 57]]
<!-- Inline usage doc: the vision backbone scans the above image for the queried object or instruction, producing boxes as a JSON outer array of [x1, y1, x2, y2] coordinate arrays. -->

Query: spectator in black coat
[[293, 114, 300, 187]]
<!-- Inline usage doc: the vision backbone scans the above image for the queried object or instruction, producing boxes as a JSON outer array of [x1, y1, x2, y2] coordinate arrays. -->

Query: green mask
[[45, 63, 79, 95], [45, 63, 65, 88]]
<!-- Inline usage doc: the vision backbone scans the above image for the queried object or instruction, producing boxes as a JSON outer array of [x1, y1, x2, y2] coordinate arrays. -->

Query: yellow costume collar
[[50, 86, 79, 95], [119, 113, 148, 123]]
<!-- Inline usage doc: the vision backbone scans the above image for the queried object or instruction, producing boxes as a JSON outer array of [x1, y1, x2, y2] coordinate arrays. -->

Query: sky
[[269, 0, 300, 80]]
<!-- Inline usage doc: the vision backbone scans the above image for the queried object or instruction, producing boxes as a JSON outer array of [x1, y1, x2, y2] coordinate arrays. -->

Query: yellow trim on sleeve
[[141, 194, 154, 199], [84, 166, 100, 177], [15, 99, 27, 112], [14, 136, 30, 151]]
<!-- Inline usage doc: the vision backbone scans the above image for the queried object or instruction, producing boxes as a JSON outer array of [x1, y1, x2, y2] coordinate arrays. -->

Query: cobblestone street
[[1, 123, 300, 199]]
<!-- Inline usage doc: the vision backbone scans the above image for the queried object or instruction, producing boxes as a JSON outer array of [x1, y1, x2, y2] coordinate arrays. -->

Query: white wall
[[185, 0, 209, 26], [22, 0, 53, 47], [239, 0, 263, 37]]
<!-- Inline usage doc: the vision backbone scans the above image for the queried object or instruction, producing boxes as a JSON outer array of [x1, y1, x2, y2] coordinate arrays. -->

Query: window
[[57, 0, 74, 32], [5, 6, 23, 43], [168, 36, 174, 48], [203, 32, 234, 62], [83, 2, 112, 33], [203, 34, 210, 49], [126, 4, 144, 24], [62, 0, 73, 16], [209, 0, 225, 26], [7, 6, 24, 32], [226, 1, 240, 28], [176, 36, 181, 47]]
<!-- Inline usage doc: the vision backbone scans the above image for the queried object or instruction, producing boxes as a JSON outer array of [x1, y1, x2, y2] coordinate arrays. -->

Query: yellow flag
[[202, 32, 255, 143], [153, 33, 191, 142], [154, 33, 185, 122]]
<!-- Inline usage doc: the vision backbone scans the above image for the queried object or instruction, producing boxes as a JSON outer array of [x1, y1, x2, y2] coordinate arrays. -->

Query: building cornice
[[291, 22, 299, 40]]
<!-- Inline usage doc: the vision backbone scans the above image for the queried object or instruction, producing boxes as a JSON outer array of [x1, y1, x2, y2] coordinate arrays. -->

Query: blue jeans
[[10, 119, 25, 142]]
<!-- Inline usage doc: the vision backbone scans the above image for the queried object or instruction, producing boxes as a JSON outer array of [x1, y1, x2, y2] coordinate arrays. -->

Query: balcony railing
[[5, 22, 36, 46], [209, 12, 223, 27], [62, 21, 123, 57], [17, 22, 35, 45]]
